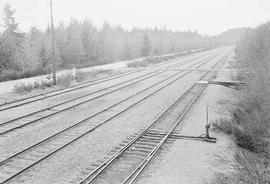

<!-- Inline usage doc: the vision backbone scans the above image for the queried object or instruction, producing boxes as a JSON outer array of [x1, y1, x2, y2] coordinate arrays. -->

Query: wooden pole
[[50, 0, 56, 85], [206, 104, 210, 138]]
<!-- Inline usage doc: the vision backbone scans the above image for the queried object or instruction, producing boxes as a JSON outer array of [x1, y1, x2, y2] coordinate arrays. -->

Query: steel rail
[[0, 50, 222, 184], [76, 49, 232, 184], [0, 70, 141, 110], [125, 50, 232, 184], [0, 53, 216, 135], [0, 52, 218, 166], [0, 50, 208, 111], [78, 83, 206, 184], [0, 52, 208, 120], [0, 70, 190, 166], [124, 84, 206, 184]]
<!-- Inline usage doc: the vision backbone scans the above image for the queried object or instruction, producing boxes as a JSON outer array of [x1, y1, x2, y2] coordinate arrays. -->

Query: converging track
[[0, 50, 218, 135], [76, 50, 231, 184], [0, 47, 232, 184], [0, 50, 207, 111]]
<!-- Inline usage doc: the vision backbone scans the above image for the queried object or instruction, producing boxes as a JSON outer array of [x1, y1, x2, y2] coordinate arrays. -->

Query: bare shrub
[[212, 102, 269, 154], [75, 70, 90, 82], [57, 74, 74, 87], [127, 60, 149, 68], [93, 69, 113, 76], [0, 68, 48, 82], [127, 55, 177, 68], [209, 173, 238, 184], [235, 150, 270, 183], [14, 81, 53, 94], [212, 22, 270, 184], [211, 150, 270, 184], [14, 83, 34, 94], [212, 118, 237, 135], [76, 69, 114, 82], [13, 69, 117, 94]]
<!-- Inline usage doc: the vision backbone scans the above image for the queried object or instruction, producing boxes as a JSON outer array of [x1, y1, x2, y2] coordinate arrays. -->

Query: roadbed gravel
[[0, 48, 231, 184], [136, 60, 239, 184]]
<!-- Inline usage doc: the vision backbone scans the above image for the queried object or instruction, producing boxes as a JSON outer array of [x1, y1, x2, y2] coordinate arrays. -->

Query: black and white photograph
[[0, 0, 269, 183]]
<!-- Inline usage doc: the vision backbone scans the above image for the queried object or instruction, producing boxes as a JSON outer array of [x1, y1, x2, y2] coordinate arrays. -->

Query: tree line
[[211, 21, 270, 183], [0, 3, 218, 82]]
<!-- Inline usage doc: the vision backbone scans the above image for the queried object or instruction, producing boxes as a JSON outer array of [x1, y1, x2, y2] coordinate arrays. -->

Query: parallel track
[[76, 50, 232, 184], [0, 51, 207, 111], [0, 50, 226, 184], [0, 52, 218, 136]]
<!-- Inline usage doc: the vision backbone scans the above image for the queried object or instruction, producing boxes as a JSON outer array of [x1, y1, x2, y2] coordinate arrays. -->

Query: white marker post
[[72, 67, 76, 81]]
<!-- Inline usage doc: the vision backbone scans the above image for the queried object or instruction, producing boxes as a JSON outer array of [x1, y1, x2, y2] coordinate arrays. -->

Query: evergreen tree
[[140, 33, 151, 57], [1, 3, 24, 71], [3, 3, 18, 33], [96, 22, 115, 64], [0, 3, 223, 81], [55, 22, 67, 66], [123, 38, 131, 60], [39, 44, 51, 72], [25, 26, 44, 69], [154, 47, 160, 55], [170, 45, 175, 53], [0, 38, 8, 71], [81, 19, 98, 65], [64, 19, 83, 66]]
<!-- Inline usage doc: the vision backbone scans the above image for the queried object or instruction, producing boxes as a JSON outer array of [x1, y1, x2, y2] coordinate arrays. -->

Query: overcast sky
[[0, 0, 270, 35]]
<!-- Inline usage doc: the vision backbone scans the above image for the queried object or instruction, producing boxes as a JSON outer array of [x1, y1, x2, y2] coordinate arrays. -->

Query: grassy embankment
[[126, 51, 191, 68], [13, 69, 113, 94], [212, 23, 270, 183], [13, 51, 193, 94]]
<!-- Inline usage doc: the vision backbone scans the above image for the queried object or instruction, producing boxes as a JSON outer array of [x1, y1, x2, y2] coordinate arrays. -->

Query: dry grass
[[13, 69, 115, 94], [127, 60, 149, 68], [210, 149, 270, 184], [57, 74, 74, 87], [92, 69, 113, 76], [127, 54, 178, 68], [75, 70, 89, 82], [211, 91, 270, 184], [235, 150, 270, 183], [14, 81, 53, 94], [211, 96, 270, 183], [75, 69, 113, 82], [212, 97, 269, 154], [211, 23, 270, 183]]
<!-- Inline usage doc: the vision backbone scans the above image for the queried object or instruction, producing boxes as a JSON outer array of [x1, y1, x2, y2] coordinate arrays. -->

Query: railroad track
[[0, 49, 228, 183], [0, 51, 218, 136], [76, 50, 232, 184], [0, 50, 208, 111]]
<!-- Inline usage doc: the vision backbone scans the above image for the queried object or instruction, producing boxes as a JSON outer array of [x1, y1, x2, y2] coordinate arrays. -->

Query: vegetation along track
[[0, 51, 218, 135], [76, 50, 232, 184], [0, 50, 230, 183], [0, 51, 207, 111]]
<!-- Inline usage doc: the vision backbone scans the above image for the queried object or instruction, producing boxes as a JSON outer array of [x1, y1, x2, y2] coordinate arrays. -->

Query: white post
[[72, 67, 76, 81]]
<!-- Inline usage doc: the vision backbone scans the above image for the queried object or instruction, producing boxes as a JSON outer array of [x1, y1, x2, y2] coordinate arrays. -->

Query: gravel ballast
[[0, 47, 232, 184]]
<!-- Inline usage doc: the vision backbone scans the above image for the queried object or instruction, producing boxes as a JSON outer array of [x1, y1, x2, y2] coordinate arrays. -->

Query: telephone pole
[[50, 0, 56, 85]]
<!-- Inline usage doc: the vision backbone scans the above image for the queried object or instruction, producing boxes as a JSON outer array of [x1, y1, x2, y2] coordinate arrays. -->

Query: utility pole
[[50, 0, 56, 85]]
